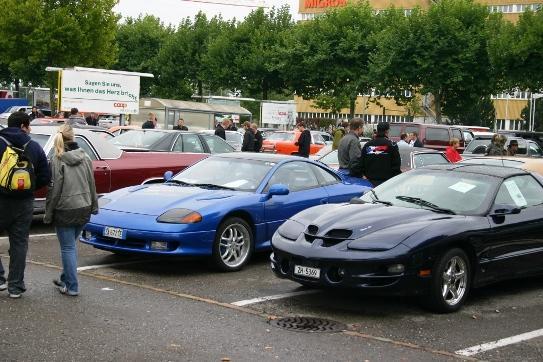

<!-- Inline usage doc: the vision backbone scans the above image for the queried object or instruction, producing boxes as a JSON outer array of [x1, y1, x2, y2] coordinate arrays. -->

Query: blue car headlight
[[277, 219, 305, 241], [156, 208, 202, 224]]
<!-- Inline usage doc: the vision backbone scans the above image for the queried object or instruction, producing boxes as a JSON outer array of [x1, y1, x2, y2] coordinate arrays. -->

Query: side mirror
[[490, 204, 522, 217], [163, 171, 173, 181], [260, 183, 289, 201]]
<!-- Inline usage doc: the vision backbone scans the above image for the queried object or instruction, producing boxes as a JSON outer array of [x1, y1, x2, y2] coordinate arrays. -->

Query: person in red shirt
[[445, 138, 462, 163]]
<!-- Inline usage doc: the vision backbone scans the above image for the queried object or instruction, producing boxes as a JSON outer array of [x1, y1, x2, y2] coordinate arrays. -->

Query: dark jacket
[[85, 116, 98, 126], [253, 130, 263, 152], [241, 129, 255, 152], [142, 120, 155, 129], [173, 125, 188, 131], [296, 129, 311, 157], [0, 127, 50, 198], [413, 138, 423, 148], [353, 136, 401, 185], [337, 131, 361, 172], [214, 125, 226, 140]]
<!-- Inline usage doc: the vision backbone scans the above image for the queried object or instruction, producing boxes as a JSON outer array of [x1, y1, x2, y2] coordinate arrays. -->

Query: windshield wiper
[[395, 196, 456, 215], [190, 183, 236, 191], [369, 189, 392, 206]]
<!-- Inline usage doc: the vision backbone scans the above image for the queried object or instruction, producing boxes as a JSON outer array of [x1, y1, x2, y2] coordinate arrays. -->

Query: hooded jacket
[[44, 142, 98, 226], [353, 135, 401, 185], [0, 127, 50, 198]]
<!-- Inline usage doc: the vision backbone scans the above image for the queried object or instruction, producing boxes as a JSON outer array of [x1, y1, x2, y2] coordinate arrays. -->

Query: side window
[[528, 142, 543, 156], [312, 133, 325, 144], [494, 175, 543, 208], [426, 128, 449, 142], [172, 135, 184, 152], [74, 137, 97, 161], [389, 125, 401, 137], [452, 129, 462, 141], [405, 126, 419, 135], [202, 135, 234, 153], [313, 164, 341, 185], [266, 161, 320, 192], [182, 134, 204, 153]]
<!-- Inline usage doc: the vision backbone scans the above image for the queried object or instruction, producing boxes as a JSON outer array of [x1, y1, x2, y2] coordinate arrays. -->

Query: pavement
[[0, 221, 542, 361]]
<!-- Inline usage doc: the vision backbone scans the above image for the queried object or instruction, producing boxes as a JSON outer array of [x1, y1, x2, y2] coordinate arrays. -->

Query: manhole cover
[[269, 317, 347, 333]]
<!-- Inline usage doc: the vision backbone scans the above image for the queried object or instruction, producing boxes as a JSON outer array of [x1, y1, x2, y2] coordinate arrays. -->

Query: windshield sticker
[[448, 182, 476, 193], [504, 180, 527, 207], [223, 180, 248, 188]]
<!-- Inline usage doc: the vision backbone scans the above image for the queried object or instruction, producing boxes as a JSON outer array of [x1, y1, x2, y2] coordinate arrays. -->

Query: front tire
[[425, 248, 471, 313], [212, 217, 253, 272]]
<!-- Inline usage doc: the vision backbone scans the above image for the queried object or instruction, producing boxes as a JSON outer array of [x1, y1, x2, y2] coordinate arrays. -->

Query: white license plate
[[294, 265, 321, 279], [103, 226, 124, 239]]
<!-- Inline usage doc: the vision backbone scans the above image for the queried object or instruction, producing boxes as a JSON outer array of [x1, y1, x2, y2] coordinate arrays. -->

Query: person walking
[[337, 118, 363, 177], [85, 112, 98, 126], [332, 121, 348, 150], [445, 138, 463, 163], [251, 123, 263, 152], [411, 132, 423, 147], [486, 134, 506, 156], [29, 106, 40, 120], [173, 118, 188, 131], [353, 122, 401, 187], [142, 113, 156, 129], [44, 124, 98, 297], [0, 112, 50, 298], [397, 133, 411, 147], [295, 122, 311, 157], [241, 121, 255, 152], [214, 119, 229, 140]]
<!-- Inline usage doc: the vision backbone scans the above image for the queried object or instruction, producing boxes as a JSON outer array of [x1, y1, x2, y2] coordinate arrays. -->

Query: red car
[[30, 126, 207, 213], [261, 131, 326, 155]]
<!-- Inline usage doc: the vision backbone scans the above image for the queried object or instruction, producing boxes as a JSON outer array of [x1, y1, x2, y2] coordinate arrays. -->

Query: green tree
[[207, 6, 293, 100], [445, 95, 496, 127], [370, 0, 495, 123], [281, 3, 376, 117], [114, 15, 173, 97]]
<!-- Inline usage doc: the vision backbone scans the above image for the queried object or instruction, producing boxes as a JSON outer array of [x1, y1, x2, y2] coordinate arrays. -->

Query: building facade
[[297, 0, 542, 129]]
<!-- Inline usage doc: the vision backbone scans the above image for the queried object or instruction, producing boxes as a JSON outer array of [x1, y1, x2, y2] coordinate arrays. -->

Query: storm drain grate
[[269, 317, 347, 333]]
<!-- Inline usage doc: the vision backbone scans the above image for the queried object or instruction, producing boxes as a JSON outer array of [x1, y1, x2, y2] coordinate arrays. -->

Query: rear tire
[[212, 217, 253, 272], [425, 248, 471, 313]]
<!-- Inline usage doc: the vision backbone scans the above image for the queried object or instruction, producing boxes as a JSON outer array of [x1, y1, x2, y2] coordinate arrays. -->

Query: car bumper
[[80, 222, 215, 256]]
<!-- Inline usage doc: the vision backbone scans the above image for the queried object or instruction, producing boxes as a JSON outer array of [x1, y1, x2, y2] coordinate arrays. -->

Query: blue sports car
[[81, 153, 372, 271]]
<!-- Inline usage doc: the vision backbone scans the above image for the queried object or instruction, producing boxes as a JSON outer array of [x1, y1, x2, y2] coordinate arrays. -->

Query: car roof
[[389, 122, 462, 129], [213, 152, 302, 162], [423, 163, 529, 178]]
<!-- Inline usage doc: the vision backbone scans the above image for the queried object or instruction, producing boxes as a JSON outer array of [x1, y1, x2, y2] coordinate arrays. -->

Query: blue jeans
[[56, 225, 84, 294]]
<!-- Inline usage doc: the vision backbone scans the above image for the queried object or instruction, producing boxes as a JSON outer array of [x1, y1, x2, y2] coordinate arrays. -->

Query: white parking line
[[455, 328, 543, 356], [0, 233, 56, 240], [77, 259, 153, 271], [231, 290, 320, 306]]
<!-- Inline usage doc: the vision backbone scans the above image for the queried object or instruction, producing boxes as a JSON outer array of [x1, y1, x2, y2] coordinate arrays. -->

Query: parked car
[[499, 130, 543, 149], [29, 127, 207, 214], [463, 136, 543, 157], [107, 125, 140, 136], [314, 131, 333, 145], [388, 123, 466, 153], [0, 106, 33, 124], [258, 128, 279, 140], [460, 156, 543, 176], [108, 129, 235, 154], [271, 164, 543, 312], [80, 153, 372, 271], [261, 131, 326, 155], [200, 130, 243, 151], [311, 137, 371, 160]]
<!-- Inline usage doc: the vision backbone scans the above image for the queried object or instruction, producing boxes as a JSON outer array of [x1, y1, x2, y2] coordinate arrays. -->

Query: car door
[[74, 136, 111, 194], [263, 161, 328, 241], [172, 133, 205, 153], [484, 175, 543, 277], [312, 163, 360, 203]]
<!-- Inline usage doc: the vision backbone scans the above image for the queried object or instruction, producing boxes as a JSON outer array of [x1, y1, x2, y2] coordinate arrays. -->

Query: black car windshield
[[109, 130, 165, 148], [360, 170, 498, 215], [173, 157, 275, 192]]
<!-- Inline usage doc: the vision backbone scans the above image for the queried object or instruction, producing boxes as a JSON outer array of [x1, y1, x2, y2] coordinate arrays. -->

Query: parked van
[[388, 123, 466, 153]]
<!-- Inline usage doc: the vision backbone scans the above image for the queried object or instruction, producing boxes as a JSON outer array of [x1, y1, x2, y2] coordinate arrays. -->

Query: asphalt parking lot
[[1, 220, 542, 361]]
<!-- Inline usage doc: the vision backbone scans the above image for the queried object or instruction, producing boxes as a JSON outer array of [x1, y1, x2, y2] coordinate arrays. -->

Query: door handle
[[95, 166, 108, 170]]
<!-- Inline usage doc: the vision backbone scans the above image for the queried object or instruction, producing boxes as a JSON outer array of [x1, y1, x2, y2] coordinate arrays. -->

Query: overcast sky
[[114, 0, 299, 26]]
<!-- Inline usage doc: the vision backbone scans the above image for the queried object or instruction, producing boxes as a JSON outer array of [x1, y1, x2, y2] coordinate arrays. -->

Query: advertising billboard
[[60, 69, 140, 114], [261, 102, 296, 126]]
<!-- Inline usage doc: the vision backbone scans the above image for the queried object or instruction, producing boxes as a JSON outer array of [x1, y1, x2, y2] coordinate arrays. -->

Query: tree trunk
[[435, 92, 442, 124], [197, 80, 203, 102], [349, 97, 356, 119], [14, 79, 20, 98], [49, 73, 57, 113]]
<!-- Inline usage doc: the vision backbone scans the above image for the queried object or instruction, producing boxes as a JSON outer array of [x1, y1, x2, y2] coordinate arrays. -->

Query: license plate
[[294, 265, 321, 279], [103, 226, 124, 239]]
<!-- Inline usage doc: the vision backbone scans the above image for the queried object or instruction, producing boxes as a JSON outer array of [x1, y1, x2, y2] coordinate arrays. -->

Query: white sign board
[[61, 69, 140, 114], [261, 102, 296, 125]]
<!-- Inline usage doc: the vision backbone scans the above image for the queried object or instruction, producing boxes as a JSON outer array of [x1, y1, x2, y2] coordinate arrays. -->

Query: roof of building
[[140, 98, 252, 116]]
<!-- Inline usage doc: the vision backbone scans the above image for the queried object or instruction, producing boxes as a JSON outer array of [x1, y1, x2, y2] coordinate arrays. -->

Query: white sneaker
[[0, 283, 7, 291], [8, 292, 21, 299]]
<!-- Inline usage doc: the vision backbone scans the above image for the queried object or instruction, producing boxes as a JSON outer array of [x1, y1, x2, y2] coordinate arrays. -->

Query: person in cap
[[352, 122, 401, 186], [507, 139, 519, 156]]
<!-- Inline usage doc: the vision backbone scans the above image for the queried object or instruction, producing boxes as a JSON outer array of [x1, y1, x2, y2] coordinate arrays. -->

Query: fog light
[[387, 264, 405, 274], [82, 230, 92, 239], [151, 241, 168, 250]]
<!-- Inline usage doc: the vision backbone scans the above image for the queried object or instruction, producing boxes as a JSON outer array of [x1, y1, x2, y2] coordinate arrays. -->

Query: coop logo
[[304, 0, 347, 9], [113, 102, 127, 108]]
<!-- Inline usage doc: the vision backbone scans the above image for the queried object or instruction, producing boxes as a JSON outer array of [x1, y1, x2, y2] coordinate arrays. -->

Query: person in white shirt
[[397, 133, 412, 147]]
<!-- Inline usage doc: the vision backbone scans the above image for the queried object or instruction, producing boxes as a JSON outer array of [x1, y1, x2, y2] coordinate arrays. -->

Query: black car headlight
[[157, 208, 202, 224], [277, 219, 305, 241]]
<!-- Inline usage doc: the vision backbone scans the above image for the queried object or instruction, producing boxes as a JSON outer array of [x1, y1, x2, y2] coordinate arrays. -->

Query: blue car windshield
[[360, 170, 499, 216], [173, 157, 275, 192]]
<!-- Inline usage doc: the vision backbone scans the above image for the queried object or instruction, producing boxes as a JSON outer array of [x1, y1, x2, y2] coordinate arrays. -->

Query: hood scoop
[[304, 225, 353, 247]]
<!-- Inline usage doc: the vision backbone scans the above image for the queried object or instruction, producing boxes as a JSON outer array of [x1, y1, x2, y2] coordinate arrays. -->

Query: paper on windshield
[[504, 180, 527, 207], [448, 181, 476, 193], [223, 180, 248, 188]]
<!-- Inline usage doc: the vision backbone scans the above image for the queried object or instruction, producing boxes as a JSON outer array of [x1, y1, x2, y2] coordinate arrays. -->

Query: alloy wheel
[[218, 223, 250, 268], [441, 256, 467, 306]]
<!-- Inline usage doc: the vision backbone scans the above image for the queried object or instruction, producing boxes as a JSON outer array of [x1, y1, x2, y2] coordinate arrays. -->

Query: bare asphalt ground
[[1, 220, 542, 361]]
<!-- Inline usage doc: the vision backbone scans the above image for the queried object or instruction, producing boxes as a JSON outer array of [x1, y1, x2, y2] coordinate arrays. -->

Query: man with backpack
[[0, 111, 50, 298]]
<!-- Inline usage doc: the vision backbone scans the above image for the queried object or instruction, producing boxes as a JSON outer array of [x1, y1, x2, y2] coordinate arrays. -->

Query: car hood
[[102, 184, 243, 216], [294, 203, 457, 251]]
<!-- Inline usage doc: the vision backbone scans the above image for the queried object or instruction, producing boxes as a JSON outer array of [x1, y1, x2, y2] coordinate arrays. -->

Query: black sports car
[[271, 164, 543, 312]]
